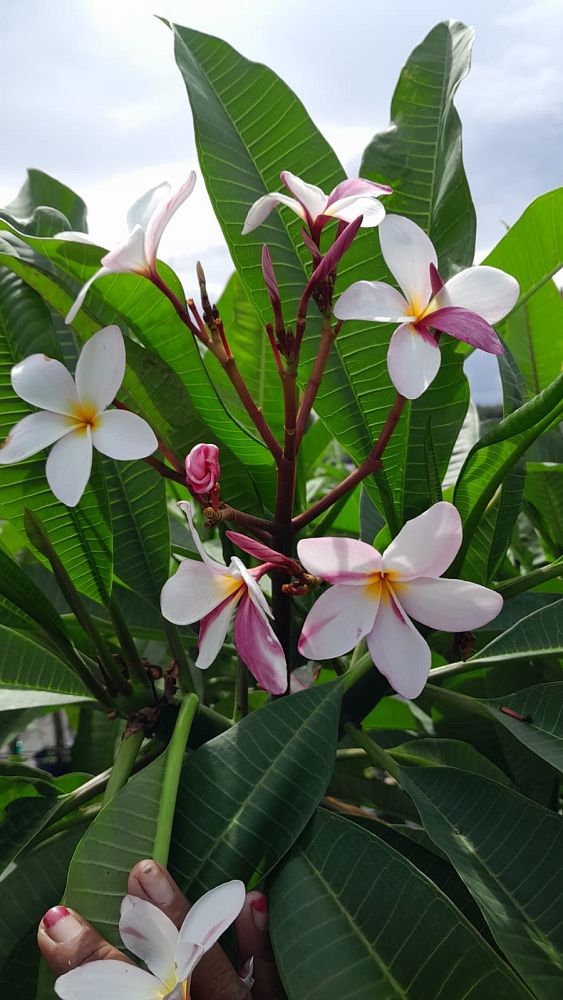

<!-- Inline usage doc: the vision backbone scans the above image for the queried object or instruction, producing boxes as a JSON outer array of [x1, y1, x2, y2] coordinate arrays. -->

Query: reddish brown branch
[[295, 317, 342, 447]]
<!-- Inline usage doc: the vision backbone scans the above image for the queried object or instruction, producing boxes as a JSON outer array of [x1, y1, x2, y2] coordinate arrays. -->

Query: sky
[[2, 0, 562, 402]]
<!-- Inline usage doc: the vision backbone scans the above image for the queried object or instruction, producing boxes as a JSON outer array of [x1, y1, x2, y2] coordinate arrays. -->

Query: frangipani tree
[[0, 16, 562, 1000]]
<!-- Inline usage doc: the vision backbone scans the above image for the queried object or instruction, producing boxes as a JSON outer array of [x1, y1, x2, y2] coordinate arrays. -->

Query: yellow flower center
[[363, 569, 402, 602], [69, 400, 101, 433]]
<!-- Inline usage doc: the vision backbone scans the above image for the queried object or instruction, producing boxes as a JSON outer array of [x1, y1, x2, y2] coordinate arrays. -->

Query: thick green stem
[[344, 723, 401, 781], [417, 683, 490, 720], [102, 730, 144, 806], [108, 593, 151, 692], [153, 694, 199, 866], [233, 657, 249, 722], [340, 650, 372, 693]]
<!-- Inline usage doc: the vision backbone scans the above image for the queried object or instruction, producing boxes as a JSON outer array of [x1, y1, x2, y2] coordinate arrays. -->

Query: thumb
[[235, 892, 287, 1000]]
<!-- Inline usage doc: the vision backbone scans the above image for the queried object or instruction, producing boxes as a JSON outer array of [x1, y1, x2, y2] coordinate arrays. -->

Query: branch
[[295, 317, 342, 447], [293, 393, 406, 531]]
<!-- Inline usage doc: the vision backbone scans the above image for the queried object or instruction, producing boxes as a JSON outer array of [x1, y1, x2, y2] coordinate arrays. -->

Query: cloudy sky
[[2, 0, 562, 401]]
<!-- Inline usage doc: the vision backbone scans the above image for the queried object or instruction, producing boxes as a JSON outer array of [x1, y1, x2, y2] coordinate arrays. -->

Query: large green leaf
[[525, 463, 563, 553], [400, 765, 563, 996], [103, 458, 170, 607], [64, 684, 341, 945], [269, 809, 530, 1000], [500, 280, 563, 398], [0, 220, 270, 510], [361, 20, 476, 275], [0, 547, 69, 645], [485, 683, 563, 772], [3, 168, 88, 233], [0, 625, 91, 698], [168, 21, 470, 518], [467, 599, 563, 669], [453, 372, 563, 574]]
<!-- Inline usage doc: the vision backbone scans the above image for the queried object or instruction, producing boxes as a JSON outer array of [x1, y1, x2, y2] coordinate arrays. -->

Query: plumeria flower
[[289, 661, 320, 694], [298, 501, 502, 700], [334, 214, 520, 399], [0, 326, 157, 507], [160, 503, 288, 695], [60, 173, 196, 323], [242, 171, 392, 238], [55, 880, 245, 1000], [185, 443, 220, 495]]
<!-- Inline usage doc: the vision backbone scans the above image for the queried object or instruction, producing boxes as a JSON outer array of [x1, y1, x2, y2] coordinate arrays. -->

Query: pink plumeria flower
[[242, 171, 392, 238], [334, 214, 520, 399], [0, 326, 157, 507], [61, 173, 196, 323], [55, 880, 245, 1000], [185, 443, 220, 495], [298, 502, 503, 700], [289, 661, 320, 694], [160, 504, 287, 695]]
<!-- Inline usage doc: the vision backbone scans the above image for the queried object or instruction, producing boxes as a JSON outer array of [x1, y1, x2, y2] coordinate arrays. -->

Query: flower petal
[[425, 306, 504, 354], [325, 195, 386, 228], [383, 501, 462, 580], [289, 661, 320, 693], [367, 591, 431, 699], [298, 535, 382, 583], [92, 409, 157, 459], [387, 323, 441, 399], [327, 178, 393, 203], [334, 280, 411, 323], [431, 265, 519, 324], [197, 592, 240, 670], [45, 428, 93, 507], [160, 559, 240, 625], [126, 182, 170, 232], [280, 171, 327, 220], [177, 501, 228, 574], [144, 172, 196, 266], [11, 354, 78, 415], [242, 193, 304, 234], [0, 411, 73, 463], [66, 267, 112, 324], [119, 895, 177, 985], [175, 881, 246, 982], [234, 557, 272, 618], [234, 592, 287, 694], [101, 225, 149, 274], [226, 530, 297, 571], [55, 960, 159, 1000], [75, 326, 125, 414], [298, 583, 379, 660], [397, 576, 503, 632], [379, 215, 437, 308]]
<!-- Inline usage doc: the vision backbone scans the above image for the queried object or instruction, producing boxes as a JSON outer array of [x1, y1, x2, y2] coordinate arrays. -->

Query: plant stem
[[163, 621, 200, 695], [417, 683, 490, 720], [102, 730, 144, 806], [293, 394, 406, 531], [344, 723, 401, 780], [144, 455, 186, 484], [494, 557, 563, 599], [107, 593, 151, 692], [340, 651, 373, 693], [295, 317, 341, 447], [233, 657, 249, 722], [271, 361, 299, 682], [153, 694, 199, 866]]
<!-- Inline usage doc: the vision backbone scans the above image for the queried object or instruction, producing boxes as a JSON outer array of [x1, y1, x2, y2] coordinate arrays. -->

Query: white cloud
[[464, 43, 562, 124]]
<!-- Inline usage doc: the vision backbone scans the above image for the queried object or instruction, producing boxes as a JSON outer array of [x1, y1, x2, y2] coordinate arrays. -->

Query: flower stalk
[[153, 693, 199, 866]]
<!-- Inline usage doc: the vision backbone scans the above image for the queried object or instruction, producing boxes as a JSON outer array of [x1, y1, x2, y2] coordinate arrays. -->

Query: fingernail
[[138, 861, 175, 904], [42, 907, 82, 943], [251, 894, 268, 931]]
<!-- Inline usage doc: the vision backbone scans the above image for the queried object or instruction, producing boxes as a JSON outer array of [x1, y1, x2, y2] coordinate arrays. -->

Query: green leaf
[[525, 463, 563, 553], [485, 683, 563, 772], [64, 685, 341, 945], [0, 625, 91, 698], [468, 599, 563, 668], [361, 20, 476, 275], [390, 737, 511, 785], [4, 168, 88, 233], [0, 546, 73, 652], [269, 809, 530, 1000], [453, 372, 563, 575], [103, 458, 170, 607], [400, 765, 563, 996], [501, 280, 563, 397]]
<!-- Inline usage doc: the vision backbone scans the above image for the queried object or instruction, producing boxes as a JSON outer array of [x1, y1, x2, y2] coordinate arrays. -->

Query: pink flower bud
[[185, 443, 220, 495]]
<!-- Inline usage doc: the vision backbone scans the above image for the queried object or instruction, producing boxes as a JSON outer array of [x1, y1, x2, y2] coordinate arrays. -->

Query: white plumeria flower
[[334, 214, 520, 399], [0, 326, 157, 507], [242, 171, 392, 237], [289, 661, 320, 694], [60, 173, 196, 323], [298, 502, 503, 700], [160, 503, 287, 695], [55, 880, 245, 1000]]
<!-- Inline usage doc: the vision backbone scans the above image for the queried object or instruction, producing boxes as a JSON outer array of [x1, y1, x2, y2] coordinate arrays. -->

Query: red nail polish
[[251, 896, 268, 914], [251, 894, 268, 930], [43, 906, 70, 929]]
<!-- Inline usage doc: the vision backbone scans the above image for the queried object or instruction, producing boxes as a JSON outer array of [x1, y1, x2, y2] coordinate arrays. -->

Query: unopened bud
[[185, 443, 220, 495], [261, 245, 285, 336]]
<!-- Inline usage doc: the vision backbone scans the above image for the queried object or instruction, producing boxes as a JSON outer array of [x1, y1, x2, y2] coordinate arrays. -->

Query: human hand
[[38, 860, 286, 999]]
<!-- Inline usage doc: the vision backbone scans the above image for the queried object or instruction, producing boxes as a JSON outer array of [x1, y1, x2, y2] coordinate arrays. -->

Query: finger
[[128, 860, 250, 1000], [37, 906, 132, 979], [236, 892, 287, 1000]]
